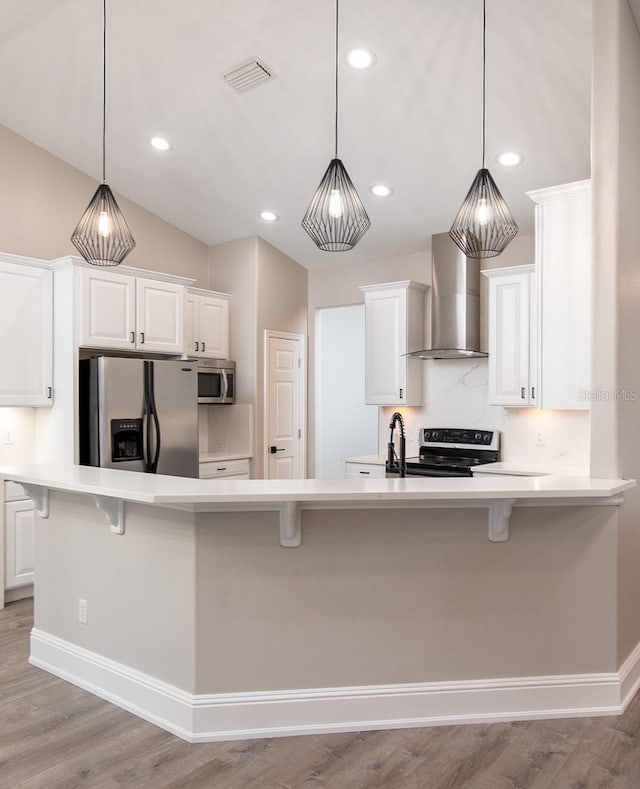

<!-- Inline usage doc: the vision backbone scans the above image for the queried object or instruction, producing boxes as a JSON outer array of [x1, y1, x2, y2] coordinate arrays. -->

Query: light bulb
[[98, 210, 111, 238], [328, 189, 344, 219], [474, 197, 491, 226]]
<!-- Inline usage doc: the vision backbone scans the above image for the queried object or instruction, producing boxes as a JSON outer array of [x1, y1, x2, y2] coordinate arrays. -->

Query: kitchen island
[[2, 464, 636, 742]]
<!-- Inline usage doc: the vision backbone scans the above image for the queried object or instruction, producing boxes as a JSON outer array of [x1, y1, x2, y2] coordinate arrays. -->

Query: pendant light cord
[[481, 0, 486, 169], [102, 0, 107, 183], [334, 0, 339, 159]]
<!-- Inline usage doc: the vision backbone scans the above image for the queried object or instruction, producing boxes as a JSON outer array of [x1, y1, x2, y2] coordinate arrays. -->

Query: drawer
[[4, 481, 27, 502], [345, 462, 385, 479], [200, 458, 250, 479]]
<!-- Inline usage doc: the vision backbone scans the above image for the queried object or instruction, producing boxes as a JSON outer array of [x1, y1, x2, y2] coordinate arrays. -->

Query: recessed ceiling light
[[370, 184, 393, 198], [346, 48, 376, 70], [496, 151, 524, 167], [260, 210, 279, 222], [150, 136, 172, 151]]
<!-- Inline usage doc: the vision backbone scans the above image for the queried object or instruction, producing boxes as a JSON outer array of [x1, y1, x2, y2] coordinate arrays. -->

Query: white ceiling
[[0, 0, 591, 269]]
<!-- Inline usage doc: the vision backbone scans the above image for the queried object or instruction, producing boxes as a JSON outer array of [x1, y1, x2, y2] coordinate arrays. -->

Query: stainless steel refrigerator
[[79, 356, 199, 478]]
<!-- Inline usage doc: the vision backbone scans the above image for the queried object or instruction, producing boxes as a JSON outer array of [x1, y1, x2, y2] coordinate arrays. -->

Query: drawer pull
[[359, 470, 371, 475], [216, 467, 227, 472]]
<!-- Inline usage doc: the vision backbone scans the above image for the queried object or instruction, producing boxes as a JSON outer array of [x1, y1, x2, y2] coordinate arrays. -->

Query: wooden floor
[[3, 599, 640, 789]]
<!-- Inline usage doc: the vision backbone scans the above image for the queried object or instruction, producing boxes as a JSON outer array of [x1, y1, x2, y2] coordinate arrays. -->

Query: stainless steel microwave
[[197, 360, 235, 404]]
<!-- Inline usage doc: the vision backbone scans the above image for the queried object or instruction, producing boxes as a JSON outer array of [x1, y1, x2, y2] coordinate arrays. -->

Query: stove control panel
[[420, 428, 497, 447]]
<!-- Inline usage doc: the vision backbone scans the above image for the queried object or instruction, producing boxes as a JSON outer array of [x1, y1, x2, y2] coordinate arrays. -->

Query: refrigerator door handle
[[143, 362, 152, 473], [147, 362, 162, 474]]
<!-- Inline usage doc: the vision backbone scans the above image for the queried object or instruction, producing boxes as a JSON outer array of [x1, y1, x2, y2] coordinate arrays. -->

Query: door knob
[[270, 446, 285, 454]]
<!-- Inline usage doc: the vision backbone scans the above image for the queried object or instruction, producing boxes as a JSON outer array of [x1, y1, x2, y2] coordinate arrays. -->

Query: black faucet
[[388, 412, 406, 478]]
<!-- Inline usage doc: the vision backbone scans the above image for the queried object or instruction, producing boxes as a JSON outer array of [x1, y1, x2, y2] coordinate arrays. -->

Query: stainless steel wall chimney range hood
[[406, 232, 487, 360]]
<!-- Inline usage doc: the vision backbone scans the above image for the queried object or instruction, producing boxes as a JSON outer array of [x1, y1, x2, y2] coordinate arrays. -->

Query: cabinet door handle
[[531, 386, 536, 399], [195, 341, 199, 352], [202, 341, 206, 352], [521, 387, 526, 399], [47, 386, 52, 399], [129, 331, 135, 343], [140, 332, 145, 344], [399, 388, 404, 399]]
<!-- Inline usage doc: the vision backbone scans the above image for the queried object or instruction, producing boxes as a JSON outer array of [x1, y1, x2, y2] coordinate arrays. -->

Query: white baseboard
[[30, 628, 634, 744], [619, 639, 640, 708]]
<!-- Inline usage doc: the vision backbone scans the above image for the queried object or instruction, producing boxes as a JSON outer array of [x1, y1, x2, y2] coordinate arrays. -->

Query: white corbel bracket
[[93, 496, 125, 535], [280, 502, 302, 548], [21, 484, 49, 518], [488, 499, 515, 542]]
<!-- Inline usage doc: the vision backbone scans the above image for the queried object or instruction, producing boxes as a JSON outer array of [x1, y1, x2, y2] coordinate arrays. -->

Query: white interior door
[[266, 334, 303, 479]]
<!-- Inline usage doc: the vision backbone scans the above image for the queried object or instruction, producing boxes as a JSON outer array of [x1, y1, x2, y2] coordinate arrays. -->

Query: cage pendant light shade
[[449, 168, 518, 259], [302, 158, 371, 252], [71, 183, 136, 266]]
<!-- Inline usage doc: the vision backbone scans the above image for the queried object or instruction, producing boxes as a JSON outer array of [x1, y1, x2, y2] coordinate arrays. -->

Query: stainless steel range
[[386, 428, 500, 477]]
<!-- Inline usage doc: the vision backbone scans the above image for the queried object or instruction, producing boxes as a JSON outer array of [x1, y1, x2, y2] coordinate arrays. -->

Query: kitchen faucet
[[388, 412, 406, 478]]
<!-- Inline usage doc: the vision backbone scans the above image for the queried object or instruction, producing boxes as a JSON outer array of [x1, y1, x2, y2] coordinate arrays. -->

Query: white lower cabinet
[[4, 485, 35, 591], [199, 458, 251, 480], [345, 461, 386, 479]]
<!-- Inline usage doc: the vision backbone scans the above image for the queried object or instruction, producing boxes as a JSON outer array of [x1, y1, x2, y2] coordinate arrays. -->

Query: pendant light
[[71, 0, 135, 267], [301, 0, 371, 252], [449, 0, 518, 259]]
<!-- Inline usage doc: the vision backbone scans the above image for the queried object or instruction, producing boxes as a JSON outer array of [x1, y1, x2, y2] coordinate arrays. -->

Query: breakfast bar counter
[[1, 464, 636, 743]]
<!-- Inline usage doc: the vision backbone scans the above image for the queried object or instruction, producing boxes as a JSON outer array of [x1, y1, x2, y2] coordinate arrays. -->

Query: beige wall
[[33, 492, 619, 695], [37, 493, 197, 691], [592, 0, 640, 668], [208, 237, 308, 478], [0, 123, 209, 285]]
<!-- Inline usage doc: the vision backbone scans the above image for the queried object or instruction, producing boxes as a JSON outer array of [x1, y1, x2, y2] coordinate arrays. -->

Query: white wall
[[0, 408, 36, 466], [315, 305, 378, 478]]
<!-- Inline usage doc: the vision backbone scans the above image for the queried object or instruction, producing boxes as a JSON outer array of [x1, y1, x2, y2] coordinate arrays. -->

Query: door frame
[[263, 330, 307, 479]]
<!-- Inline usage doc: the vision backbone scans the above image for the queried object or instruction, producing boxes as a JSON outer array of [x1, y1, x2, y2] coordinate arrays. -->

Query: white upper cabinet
[[136, 277, 184, 354], [359, 281, 427, 406], [185, 288, 230, 359], [77, 267, 185, 354], [0, 259, 53, 406], [527, 180, 591, 410], [78, 268, 136, 350], [485, 179, 591, 410], [484, 265, 536, 407]]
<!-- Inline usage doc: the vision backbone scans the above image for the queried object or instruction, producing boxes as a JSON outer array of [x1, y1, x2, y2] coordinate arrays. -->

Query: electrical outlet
[[3, 431, 13, 445], [536, 431, 545, 447], [78, 598, 88, 625]]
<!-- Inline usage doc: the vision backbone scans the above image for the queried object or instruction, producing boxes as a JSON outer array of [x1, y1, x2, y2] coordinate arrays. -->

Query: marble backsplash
[[379, 359, 590, 470]]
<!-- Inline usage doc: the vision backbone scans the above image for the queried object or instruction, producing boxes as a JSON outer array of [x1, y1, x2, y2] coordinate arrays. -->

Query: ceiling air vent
[[222, 57, 276, 94]]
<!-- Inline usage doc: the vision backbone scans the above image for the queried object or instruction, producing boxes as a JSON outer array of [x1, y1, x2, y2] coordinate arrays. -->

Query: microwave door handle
[[221, 369, 228, 401]]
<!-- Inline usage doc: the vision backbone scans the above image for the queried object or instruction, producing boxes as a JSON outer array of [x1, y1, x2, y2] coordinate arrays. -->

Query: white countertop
[[344, 454, 386, 465], [199, 453, 252, 463], [0, 464, 634, 507], [472, 462, 590, 477]]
